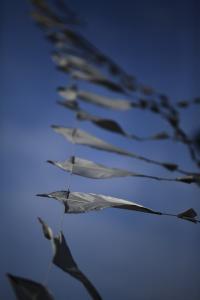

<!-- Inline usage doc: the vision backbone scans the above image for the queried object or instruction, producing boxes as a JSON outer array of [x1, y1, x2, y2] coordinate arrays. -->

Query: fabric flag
[[51, 125, 179, 171], [37, 191, 162, 215], [38, 219, 102, 300], [7, 274, 54, 300], [58, 85, 133, 110], [47, 156, 198, 184]]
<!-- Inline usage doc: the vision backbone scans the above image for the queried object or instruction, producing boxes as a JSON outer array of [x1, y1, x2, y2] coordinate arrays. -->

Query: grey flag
[[47, 156, 133, 179], [51, 125, 136, 157], [51, 125, 179, 171], [57, 96, 172, 141], [52, 233, 102, 300], [52, 52, 103, 78], [37, 192, 199, 223], [7, 274, 54, 300], [38, 217, 53, 240], [58, 85, 133, 110], [37, 191, 161, 215], [47, 156, 197, 184], [71, 69, 127, 94], [38, 220, 102, 300]]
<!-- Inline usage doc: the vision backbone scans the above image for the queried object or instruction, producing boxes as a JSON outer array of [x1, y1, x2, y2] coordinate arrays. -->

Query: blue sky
[[1, 0, 200, 299]]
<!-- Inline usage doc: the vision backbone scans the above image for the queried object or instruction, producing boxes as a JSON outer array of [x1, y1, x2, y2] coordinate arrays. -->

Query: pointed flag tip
[[37, 217, 43, 223], [51, 125, 59, 129], [57, 86, 63, 91], [36, 193, 48, 197], [47, 160, 54, 165], [176, 175, 194, 184], [7, 273, 17, 283], [162, 163, 178, 171], [177, 208, 198, 223], [178, 208, 197, 219]]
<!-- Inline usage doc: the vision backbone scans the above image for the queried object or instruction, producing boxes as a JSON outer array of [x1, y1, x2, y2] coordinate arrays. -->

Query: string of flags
[[7, 0, 200, 299]]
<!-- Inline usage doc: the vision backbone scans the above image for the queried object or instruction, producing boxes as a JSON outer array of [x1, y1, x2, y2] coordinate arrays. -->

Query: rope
[[43, 83, 78, 287]]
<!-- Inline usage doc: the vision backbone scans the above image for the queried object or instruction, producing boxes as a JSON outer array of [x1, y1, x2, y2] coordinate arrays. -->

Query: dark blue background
[[1, 0, 200, 299]]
